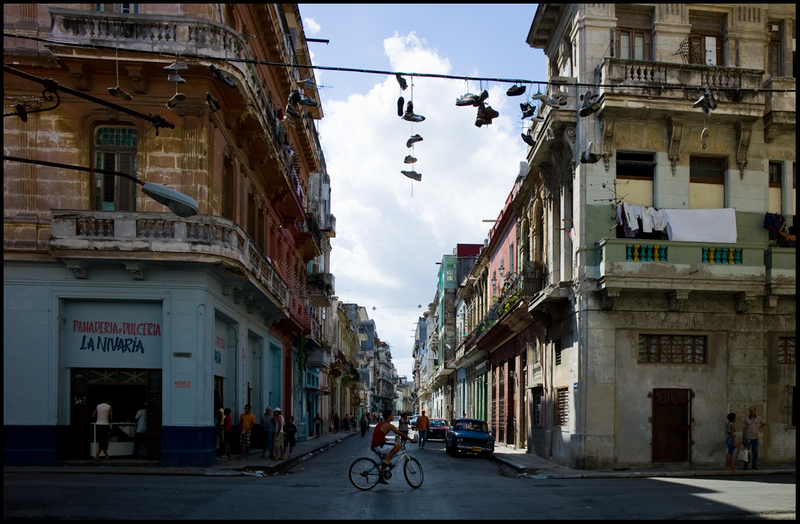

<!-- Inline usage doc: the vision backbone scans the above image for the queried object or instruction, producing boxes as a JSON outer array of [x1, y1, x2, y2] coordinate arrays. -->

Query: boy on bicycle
[[371, 409, 416, 482]]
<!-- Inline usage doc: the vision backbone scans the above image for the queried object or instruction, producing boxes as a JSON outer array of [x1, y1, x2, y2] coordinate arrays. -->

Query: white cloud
[[303, 17, 321, 35], [317, 32, 527, 380]]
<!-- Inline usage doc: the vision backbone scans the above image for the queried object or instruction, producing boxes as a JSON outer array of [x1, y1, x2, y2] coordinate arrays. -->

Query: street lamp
[[3, 156, 198, 217]]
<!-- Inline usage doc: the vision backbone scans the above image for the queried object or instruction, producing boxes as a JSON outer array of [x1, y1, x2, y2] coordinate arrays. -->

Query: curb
[[490, 454, 796, 479]]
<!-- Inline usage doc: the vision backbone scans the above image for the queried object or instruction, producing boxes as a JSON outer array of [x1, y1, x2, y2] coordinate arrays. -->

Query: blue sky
[[298, 4, 547, 379]]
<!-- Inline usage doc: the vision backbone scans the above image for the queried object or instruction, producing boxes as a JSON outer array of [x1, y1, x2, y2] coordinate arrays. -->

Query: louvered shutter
[[117, 152, 135, 211]]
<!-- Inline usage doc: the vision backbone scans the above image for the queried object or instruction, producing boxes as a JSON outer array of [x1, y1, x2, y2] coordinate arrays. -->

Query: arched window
[[94, 126, 137, 212]]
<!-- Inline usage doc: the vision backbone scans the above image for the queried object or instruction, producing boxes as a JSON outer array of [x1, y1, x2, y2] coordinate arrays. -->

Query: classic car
[[427, 418, 450, 440], [445, 418, 495, 457]]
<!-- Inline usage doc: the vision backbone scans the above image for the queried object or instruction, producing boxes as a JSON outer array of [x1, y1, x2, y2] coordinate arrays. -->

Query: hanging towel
[[664, 208, 737, 243], [640, 206, 668, 233]]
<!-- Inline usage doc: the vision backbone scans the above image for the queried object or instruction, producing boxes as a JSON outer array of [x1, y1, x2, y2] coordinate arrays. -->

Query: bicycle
[[349, 439, 424, 490]]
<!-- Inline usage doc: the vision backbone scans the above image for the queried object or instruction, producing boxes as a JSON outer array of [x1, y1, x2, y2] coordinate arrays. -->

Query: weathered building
[[4, 4, 334, 466], [520, 3, 795, 468]]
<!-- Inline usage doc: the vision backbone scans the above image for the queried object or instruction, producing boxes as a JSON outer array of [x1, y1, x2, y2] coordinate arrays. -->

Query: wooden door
[[652, 388, 691, 462]]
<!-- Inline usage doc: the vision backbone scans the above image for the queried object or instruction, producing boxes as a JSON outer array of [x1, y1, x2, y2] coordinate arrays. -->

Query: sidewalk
[[490, 444, 796, 479], [3, 430, 361, 477]]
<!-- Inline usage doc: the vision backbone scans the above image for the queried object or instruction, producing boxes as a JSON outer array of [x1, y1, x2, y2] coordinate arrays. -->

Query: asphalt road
[[4, 435, 796, 520]]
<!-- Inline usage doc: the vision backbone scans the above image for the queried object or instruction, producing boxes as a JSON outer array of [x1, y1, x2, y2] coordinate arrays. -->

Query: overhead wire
[[3, 32, 795, 94]]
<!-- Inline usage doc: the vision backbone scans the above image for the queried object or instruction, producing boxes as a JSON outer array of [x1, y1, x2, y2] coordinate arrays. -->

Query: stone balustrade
[[49, 210, 289, 308]]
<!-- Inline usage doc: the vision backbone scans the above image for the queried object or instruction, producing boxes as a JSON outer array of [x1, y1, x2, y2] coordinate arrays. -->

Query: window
[[555, 388, 569, 426], [96, 4, 138, 13], [555, 339, 563, 366], [533, 393, 542, 427], [778, 337, 796, 365], [768, 23, 782, 78], [222, 157, 235, 220], [638, 334, 708, 364], [94, 126, 136, 212], [769, 162, 783, 188], [689, 13, 725, 66], [617, 152, 655, 179], [690, 157, 726, 184], [615, 9, 652, 61]]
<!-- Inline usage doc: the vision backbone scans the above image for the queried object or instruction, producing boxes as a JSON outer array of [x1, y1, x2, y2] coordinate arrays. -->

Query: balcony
[[307, 271, 334, 308], [306, 347, 331, 369], [320, 213, 337, 237], [594, 237, 773, 305], [48, 210, 289, 311], [298, 213, 323, 263], [599, 57, 765, 120], [762, 77, 796, 143]]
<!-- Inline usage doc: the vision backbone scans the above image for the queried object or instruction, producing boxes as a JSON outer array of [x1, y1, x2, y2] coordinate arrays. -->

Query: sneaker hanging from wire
[[403, 100, 425, 122], [404, 155, 417, 164], [396, 73, 408, 91], [456, 93, 481, 107], [397, 96, 405, 117], [401, 170, 422, 181], [521, 133, 536, 147], [406, 134, 423, 148], [506, 84, 526, 97], [580, 141, 601, 164], [477, 102, 499, 121]]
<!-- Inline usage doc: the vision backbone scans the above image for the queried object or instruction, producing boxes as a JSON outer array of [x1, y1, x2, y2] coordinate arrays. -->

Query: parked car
[[427, 418, 450, 440], [445, 418, 495, 457], [410, 415, 419, 430]]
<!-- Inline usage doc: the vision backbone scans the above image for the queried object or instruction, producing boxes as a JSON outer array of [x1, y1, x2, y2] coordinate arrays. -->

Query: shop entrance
[[69, 368, 162, 460]]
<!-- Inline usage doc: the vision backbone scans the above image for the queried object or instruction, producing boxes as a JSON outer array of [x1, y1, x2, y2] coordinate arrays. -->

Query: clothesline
[[616, 202, 737, 243]]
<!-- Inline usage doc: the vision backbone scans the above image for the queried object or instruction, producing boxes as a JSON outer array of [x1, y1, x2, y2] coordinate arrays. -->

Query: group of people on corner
[[91, 399, 148, 461], [213, 404, 297, 461], [725, 406, 767, 472]]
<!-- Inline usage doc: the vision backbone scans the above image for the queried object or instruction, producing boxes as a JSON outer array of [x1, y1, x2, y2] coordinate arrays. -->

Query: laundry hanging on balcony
[[616, 203, 737, 243], [616, 202, 668, 237]]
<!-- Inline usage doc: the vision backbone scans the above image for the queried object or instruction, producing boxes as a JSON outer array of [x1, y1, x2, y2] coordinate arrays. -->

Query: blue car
[[445, 418, 495, 457]]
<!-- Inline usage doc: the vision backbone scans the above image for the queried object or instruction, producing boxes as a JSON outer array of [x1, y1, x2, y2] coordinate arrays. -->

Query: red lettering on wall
[[73, 320, 162, 336]]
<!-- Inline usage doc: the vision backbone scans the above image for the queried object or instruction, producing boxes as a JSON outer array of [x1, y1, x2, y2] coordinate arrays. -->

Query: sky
[[299, 4, 548, 381]]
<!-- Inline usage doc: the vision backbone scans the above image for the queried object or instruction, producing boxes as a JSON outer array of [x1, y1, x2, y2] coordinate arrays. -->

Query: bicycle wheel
[[349, 457, 381, 490], [403, 457, 424, 488]]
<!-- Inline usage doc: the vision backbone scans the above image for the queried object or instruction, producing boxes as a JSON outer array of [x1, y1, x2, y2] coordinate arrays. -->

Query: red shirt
[[371, 422, 391, 447], [223, 414, 232, 431]]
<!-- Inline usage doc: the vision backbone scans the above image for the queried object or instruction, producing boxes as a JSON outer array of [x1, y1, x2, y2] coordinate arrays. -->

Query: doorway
[[652, 388, 692, 462], [69, 368, 162, 460]]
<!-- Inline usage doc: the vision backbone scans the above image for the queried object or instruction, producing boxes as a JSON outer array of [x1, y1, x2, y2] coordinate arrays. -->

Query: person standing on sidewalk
[[238, 404, 255, 460], [332, 413, 340, 434], [260, 407, 273, 459], [313, 413, 322, 438], [133, 402, 147, 459], [222, 408, 232, 458], [725, 413, 737, 471], [92, 399, 113, 461], [360, 412, 369, 437], [284, 415, 298, 459], [273, 407, 285, 461], [741, 406, 766, 470], [416, 410, 430, 449]]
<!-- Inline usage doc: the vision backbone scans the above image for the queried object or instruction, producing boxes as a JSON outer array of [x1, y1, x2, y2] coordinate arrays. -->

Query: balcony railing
[[48, 210, 289, 308], [601, 57, 764, 91], [306, 347, 331, 369], [307, 271, 334, 308]]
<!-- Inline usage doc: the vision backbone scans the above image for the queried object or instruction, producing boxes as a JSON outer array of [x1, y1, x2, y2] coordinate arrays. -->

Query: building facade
[[4, 4, 334, 466]]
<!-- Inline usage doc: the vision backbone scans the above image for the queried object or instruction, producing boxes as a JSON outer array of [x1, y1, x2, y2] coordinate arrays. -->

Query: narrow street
[[4, 435, 795, 520]]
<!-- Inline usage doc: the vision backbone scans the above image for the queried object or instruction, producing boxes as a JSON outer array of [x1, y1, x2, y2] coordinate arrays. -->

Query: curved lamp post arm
[[3, 156, 198, 217]]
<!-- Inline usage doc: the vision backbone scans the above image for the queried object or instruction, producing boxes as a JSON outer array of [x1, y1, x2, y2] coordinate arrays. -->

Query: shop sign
[[63, 301, 163, 368]]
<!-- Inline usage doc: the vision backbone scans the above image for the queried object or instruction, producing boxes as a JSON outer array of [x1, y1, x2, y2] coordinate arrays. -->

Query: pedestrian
[[260, 407, 273, 459], [725, 412, 737, 471], [284, 415, 298, 459], [360, 412, 369, 437], [416, 409, 430, 449], [214, 401, 224, 456], [332, 413, 339, 434], [741, 406, 766, 470], [133, 402, 147, 459], [398, 412, 410, 434], [222, 408, 232, 458], [273, 407, 285, 460], [314, 413, 322, 438], [92, 399, 113, 461], [238, 404, 255, 460]]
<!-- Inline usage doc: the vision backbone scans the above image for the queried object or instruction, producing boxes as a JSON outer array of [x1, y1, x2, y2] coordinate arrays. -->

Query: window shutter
[[101, 152, 117, 209]]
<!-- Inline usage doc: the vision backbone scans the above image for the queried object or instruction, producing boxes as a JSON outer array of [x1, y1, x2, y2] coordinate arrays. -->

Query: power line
[[4, 33, 795, 93]]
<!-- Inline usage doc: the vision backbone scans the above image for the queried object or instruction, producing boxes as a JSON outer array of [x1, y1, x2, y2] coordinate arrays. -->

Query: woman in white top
[[92, 400, 113, 461]]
